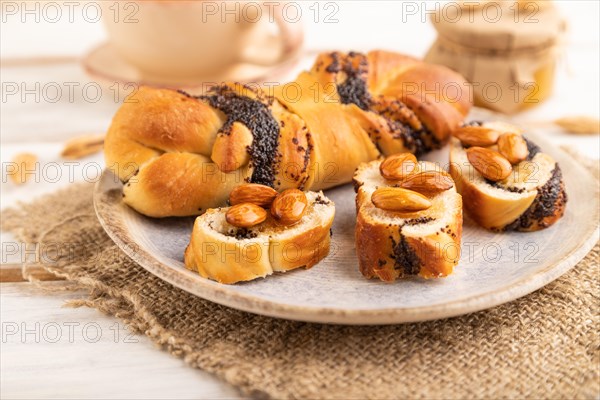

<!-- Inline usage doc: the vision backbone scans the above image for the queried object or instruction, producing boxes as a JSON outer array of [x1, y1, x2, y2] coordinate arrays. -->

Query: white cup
[[101, 1, 303, 80]]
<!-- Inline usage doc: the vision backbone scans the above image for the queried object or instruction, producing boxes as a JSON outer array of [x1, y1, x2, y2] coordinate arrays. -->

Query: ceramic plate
[[94, 131, 598, 324]]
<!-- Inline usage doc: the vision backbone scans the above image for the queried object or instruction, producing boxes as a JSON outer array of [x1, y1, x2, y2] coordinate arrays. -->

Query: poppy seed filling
[[390, 230, 422, 276], [504, 166, 566, 231], [524, 136, 541, 161], [326, 51, 371, 111], [389, 218, 435, 276], [200, 85, 281, 187], [404, 124, 438, 156]]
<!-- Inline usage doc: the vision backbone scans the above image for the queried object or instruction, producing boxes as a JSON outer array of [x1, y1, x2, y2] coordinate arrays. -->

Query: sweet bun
[[353, 160, 463, 281], [105, 50, 471, 217]]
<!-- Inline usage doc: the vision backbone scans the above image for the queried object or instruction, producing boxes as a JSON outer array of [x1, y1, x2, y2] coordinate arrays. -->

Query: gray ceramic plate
[[94, 131, 598, 324]]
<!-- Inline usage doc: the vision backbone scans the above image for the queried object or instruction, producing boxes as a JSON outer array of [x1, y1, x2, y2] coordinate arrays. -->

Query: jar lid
[[430, 2, 566, 52]]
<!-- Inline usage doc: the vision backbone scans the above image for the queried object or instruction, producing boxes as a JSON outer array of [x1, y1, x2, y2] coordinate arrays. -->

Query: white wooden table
[[1, 282, 245, 399], [1, 2, 598, 398]]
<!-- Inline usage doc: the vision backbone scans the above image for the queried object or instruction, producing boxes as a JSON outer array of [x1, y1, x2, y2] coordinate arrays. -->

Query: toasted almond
[[8, 153, 38, 184], [229, 183, 278, 207], [379, 153, 418, 181], [452, 126, 500, 146], [371, 187, 432, 212], [554, 116, 600, 135], [466, 147, 512, 181], [225, 203, 267, 228], [482, 121, 522, 136], [497, 132, 529, 164], [211, 122, 253, 172], [270, 189, 308, 226], [61, 134, 105, 160], [397, 171, 454, 197], [483, 144, 500, 153]]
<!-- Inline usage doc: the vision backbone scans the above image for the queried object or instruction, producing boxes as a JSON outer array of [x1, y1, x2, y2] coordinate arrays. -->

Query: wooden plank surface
[[0, 264, 61, 283], [0, 282, 244, 400]]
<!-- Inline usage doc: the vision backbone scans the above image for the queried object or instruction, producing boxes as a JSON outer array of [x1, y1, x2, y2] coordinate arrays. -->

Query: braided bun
[[105, 50, 471, 217]]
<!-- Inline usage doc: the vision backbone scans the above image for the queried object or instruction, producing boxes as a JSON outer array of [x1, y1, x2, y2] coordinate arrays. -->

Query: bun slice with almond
[[449, 121, 567, 232], [353, 154, 462, 282], [184, 185, 335, 284]]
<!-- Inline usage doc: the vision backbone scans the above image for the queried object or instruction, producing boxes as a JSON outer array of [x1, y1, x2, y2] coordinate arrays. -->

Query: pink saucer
[[82, 42, 301, 93]]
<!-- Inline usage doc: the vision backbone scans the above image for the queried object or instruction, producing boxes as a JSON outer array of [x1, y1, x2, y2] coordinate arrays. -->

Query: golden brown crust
[[105, 50, 472, 217], [367, 50, 471, 143], [123, 152, 251, 217], [104, 87, 224, 178], [380, 66, 470, 142], [271, 220, 333, 272], [366, 50, 420, 93]]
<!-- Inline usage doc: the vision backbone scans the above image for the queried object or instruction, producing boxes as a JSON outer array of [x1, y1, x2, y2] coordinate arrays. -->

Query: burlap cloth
[[2, 150, 599, 400]]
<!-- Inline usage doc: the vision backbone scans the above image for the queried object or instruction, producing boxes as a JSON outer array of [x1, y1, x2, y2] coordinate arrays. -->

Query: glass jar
[[425, 1, 566, 114]]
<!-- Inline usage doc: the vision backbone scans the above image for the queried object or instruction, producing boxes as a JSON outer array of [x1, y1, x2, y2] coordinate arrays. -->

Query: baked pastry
[[184, 184, 334, 284], [353, 155, 463, 281], [104, 50, 471, 217], [449, 121, 567, 231]]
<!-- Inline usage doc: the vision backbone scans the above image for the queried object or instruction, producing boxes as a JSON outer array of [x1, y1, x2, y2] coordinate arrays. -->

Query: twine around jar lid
[[430, 1, 567, 55]]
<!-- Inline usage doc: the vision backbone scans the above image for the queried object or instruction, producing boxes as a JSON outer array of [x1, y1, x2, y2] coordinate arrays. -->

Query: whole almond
[[554, 115, 600, 135], [466, 147, 512, 181], [371, 187, 432, 212], [225, 203, 267, 228], [397, 171, 454, 196], [211, 122, 253, 172], [230, 183, 278, 207], [270, 189, 308, 226], [482, 121, 522, 136], [497, 133, 529, 164], [379, 153, 417, 180], [452, 126, 500, 146], [61, 134, 104, 160], [8, 153, 38, 184]]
